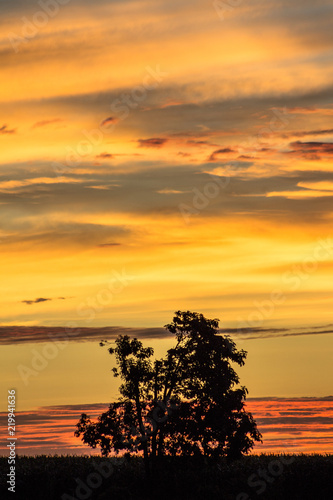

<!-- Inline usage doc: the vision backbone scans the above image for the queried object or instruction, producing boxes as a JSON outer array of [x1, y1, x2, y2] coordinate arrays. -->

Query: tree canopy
[[75, 311, 262, 470]]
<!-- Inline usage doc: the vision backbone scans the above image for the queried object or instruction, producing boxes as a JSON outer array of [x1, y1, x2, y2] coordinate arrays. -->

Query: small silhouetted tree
[[75, 311, 262, 474]]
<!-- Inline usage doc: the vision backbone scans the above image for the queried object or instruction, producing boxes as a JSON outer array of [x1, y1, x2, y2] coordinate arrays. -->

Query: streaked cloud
[[21, 297, 68, 306], [0, 397, 331, 456], [138, 138, 168, 148], [0, 124, 16, 134], [0, 325, 169, 345], [286, 141, 333, 160], [208, 148, 236, 161], [21, 298, 52, 306], [1, 323, 333, 346], [0, 403, 109, 456], [97, 242, 121, 247], [100, 116, 119, 128], [287, 107, 333, 116], [280, 128, 333, 139], [95, 152, 114, 159], [31, 119, 63, 129], [248, 397, 333, 454]]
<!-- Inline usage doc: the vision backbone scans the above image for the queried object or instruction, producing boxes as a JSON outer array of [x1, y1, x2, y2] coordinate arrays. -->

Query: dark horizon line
[[1, 395, 333, 416]]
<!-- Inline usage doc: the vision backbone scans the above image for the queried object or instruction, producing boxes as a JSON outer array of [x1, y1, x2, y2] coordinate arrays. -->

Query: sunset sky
[[1, 0, 333, 455]]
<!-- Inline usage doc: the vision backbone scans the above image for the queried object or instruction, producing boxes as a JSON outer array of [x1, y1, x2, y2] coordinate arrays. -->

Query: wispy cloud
[[95, 152, 114, 159], [0, 398, 332, 456], [208, 148, 236, 161], [280, 128, 333, 139], [248, 397, 333, 454], [0, 403, 109, 456], [31, 119, 63, 129], [0, 326, 169, 345], [287, 107, 333, 116], [21, 297, 68, 306], [286, 141, 333, 160], [138, 138, 168, 148], [97, 242, 121, 247], [21, 298, 52, 306], [1, 323, 333, 345], [227, 324, 333, 341], [0, 124, 16, 134], [186, 139, 219, 148], [100, 116, 119, 127]]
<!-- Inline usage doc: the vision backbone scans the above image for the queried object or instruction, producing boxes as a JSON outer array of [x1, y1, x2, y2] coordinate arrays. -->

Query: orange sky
[[1, 0, 333, 454], [1, 398, 332, 456]]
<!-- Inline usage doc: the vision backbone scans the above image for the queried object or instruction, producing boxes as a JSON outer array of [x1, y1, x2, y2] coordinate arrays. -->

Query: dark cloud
[[21, 298, 51, 306], [186, 140, 218, 147], [248, 396, 333, 402], [0, 0, 132, 19], [95, 152, 114, 159], [286, 141, 333, 160], [287, 106, 333, 115], [209, 148, 235, 161], [0, 402, 110, 456], [237, 155, 254, 160], [1, 323, 333, 346], [0, 124, 16, 134], [0, 218, 131, 250], [229, 324, 333, 341], [97, 242, 121, 247], [0, 404, 108, 425], [1, 72, 332, 143], [0, 326, 169, 345], [257, 416, 333, 425], [100, 116, 119, 128], [21, 297, 69, 305], [281, 128, 333, 139], [2, 162, 333, 250], [138, 138, 168, 148]]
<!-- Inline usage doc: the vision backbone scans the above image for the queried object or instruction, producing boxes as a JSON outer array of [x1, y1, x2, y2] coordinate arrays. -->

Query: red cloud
[[32, 119, 63, 129], [286, 141, 333, 160]]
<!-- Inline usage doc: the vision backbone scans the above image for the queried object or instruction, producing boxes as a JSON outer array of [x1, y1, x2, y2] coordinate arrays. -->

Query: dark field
[[1, 454, 332, 500]]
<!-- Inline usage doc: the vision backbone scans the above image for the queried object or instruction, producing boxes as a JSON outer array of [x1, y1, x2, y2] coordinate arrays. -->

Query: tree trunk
[[151, 364, 159, 463], [134, 391, 150, 478], [157, 425, 164, 458]]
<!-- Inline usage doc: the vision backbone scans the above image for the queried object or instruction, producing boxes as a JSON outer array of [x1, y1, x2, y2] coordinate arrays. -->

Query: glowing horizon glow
[[0, 397, 332, 456]]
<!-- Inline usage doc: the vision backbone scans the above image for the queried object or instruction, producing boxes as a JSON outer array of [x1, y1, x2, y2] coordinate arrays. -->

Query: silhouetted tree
[[75, 311, 262, 474]]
